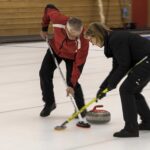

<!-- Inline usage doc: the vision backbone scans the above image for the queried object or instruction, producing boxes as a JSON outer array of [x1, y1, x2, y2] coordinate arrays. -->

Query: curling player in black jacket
[[85, 22, 150, 138]]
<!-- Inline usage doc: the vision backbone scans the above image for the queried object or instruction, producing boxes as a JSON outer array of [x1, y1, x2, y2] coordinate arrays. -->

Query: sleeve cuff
[[68, 82, 74, 88], [42, 26, 48, 32]]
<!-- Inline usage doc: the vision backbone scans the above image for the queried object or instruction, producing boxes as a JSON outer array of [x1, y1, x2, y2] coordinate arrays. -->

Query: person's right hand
[[66, 86, 75, 97], [40, 31, 48, 40]]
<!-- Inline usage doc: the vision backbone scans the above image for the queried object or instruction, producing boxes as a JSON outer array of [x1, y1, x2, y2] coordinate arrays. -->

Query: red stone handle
[[93, 105, 103, 111]]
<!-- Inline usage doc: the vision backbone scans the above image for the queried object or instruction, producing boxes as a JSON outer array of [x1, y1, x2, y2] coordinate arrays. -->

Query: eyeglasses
[[66, 26, 81, 40]]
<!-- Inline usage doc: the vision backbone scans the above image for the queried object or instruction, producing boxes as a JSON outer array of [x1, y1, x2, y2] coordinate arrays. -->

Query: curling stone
[[86, 105, 111, 124]]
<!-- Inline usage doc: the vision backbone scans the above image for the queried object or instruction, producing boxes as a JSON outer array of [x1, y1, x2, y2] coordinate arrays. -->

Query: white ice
[[0, 41, 150, 150]]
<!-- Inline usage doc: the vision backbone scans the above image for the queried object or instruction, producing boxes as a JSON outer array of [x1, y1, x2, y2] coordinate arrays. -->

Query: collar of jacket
[[104, 31, 113, 58]]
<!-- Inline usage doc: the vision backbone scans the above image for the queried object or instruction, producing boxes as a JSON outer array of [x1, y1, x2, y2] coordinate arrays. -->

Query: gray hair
[[67, 17, 83, 31]]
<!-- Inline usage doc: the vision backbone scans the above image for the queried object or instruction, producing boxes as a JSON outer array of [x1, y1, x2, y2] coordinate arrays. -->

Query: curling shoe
[[40, 103, 56, 117], [113, 124, 139, 138], [113, 129, 139, 138]]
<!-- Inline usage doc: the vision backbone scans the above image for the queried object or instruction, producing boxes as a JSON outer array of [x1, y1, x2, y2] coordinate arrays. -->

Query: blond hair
[[85, 22, 111, 44]]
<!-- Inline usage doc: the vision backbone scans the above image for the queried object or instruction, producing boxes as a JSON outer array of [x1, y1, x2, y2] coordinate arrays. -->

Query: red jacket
[[41, 4, 89, 87]]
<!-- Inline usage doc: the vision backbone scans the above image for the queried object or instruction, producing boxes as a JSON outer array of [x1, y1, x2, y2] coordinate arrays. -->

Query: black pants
[[39, 49, 85, 110], [119, 57, 150, 128]]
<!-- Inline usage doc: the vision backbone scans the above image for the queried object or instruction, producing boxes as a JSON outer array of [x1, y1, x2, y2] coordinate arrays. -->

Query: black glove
[[96, 88, 106, 100], [96, 84, 114, 101]]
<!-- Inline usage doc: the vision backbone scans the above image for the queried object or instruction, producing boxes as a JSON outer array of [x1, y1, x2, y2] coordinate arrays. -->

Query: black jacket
[[100, 31, 150, 89]]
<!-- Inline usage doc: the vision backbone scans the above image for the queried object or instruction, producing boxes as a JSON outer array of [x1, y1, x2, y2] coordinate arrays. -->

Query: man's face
[[65, 24, 82, 40]]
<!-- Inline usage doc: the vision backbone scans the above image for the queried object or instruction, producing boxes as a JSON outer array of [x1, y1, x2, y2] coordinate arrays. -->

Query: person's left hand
[[96, 85, 113, 101], [96, 88, 106, 100], [40, 31, 48, 40], [66, 87, 75, 97]]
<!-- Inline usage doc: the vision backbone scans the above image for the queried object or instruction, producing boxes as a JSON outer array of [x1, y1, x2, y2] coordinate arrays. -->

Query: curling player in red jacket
[[39, 4, 89, 117]]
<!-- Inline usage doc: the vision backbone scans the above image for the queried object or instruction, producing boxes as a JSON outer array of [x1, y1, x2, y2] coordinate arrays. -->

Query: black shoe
[[113, 129, 139, 138], [139, 122, 150, 130], [40, 103, 56, 117]]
